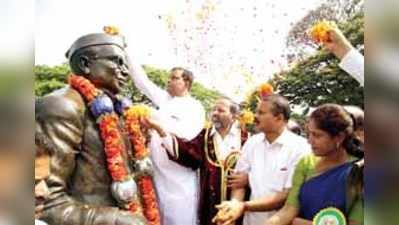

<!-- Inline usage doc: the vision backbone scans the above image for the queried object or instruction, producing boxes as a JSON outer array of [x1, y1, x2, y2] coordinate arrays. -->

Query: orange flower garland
[[68, 75, 99, 102], [124, 115, 148, 159], [69, 74, 161, 224], [138, 176, 161, 225], [124, 106, 161, 225], [70, 75, 130, 183], [98, 114, 128, 181]]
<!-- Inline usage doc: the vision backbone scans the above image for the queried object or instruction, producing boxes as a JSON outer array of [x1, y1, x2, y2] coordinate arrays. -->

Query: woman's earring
[[336, 142, 341, 151]]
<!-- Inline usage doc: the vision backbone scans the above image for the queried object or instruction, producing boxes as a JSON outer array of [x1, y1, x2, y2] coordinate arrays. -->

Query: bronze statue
[[35, 33, 148, 225]]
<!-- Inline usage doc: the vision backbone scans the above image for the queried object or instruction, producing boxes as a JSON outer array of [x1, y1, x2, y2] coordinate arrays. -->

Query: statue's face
[[86, 45, 129, 94]]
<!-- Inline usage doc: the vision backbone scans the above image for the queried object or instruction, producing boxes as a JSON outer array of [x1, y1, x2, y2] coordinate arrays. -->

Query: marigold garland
[[124, 105, 161, 225], [68, 75, 99, 102], [69, 74, 161, 225], [124, 115, 149, 159], [138, 176, 161, 225], [99, 114, 128, 181]]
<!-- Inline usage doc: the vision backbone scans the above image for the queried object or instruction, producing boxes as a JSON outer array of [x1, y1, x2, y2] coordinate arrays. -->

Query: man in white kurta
[[141, 97, 250, 225], [213, 95, 310, 225], [128, 60, 205, 225]]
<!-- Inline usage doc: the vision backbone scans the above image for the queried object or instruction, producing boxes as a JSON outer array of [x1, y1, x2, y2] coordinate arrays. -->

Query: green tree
[[34, 63, 70, 97], [34, 64, 221, 112], [285, 0, 364, 61], [274, 11, 364, 111]]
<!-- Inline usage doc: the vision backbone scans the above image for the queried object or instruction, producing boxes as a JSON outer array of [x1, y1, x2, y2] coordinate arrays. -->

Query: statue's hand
[[111, 178, 138, 204], [134, 157, 154, 176]]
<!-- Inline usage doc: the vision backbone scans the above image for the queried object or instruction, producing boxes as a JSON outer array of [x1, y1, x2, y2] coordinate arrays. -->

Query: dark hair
[[262, 94, 291, 121], [310, 104, 364, 158], [344, 105, 364, 131], [287, 120, 303, 136], [171, 67, 194, 90], [218, 96, 240, 115]]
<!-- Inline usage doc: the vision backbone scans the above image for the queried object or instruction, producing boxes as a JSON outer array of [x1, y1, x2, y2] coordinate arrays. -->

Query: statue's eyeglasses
[[91, 55, 126, 67]]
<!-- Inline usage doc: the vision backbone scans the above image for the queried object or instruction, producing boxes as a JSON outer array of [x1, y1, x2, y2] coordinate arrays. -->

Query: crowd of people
[[35, 25, 364, 225]]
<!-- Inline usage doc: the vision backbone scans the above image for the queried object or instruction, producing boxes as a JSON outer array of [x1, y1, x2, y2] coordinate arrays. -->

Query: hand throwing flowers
[[309, 20, 336, 43]]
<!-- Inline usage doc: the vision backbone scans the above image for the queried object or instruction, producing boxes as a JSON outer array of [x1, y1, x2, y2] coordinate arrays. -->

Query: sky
[[35, 0, 322, 101], [0, 0, 34, 64]]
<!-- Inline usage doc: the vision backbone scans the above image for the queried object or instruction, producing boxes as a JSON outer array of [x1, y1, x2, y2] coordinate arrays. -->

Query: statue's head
[[66, 33, 129, 94]]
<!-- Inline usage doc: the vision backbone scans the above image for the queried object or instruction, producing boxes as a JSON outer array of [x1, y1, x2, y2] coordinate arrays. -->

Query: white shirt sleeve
[[35, 220, 49, 225], [128, 59, 169, 107], [234, 140, 252, 173], [339, 48, 364, 87], [284, 155, 301, 189], [284, 142, 311, 189], [163, 99, 205, 141], [160, 133, 176, 156]]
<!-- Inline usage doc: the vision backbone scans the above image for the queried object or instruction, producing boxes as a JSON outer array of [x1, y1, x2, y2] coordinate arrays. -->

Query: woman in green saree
[[267, 104, 364, 225]]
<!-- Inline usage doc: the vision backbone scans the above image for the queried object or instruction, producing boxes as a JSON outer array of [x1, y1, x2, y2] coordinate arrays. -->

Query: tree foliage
[[34, 63, 70, 97], [274, 9, 364, 111], [238, 1, 364, 120], [285, 0, 364, 61], [34, 64, 221, 112]]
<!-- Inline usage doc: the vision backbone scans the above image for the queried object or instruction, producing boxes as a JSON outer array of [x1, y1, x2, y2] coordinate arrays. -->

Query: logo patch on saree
[[313, 207, 346, 225]]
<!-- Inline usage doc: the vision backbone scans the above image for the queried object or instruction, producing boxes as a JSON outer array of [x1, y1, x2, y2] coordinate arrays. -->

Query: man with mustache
[[213, 94, 311, 225], [140, 97, 249, 225], [128, 58, 205, 225]]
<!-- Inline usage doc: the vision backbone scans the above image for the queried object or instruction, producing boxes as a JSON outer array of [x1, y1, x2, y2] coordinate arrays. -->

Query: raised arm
[[324, 27, 364, 86], [127, 55, 169, 106]]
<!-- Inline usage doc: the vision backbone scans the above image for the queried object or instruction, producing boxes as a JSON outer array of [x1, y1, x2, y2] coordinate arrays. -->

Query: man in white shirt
[[140, 97, 249, 225], [128, 59, 205, 225], [213, 94, 311, 225], [324, 27, 364, 86]]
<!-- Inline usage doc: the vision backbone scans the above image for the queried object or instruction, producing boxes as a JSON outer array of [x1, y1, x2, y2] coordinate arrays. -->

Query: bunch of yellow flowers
[[124, 104, 152, 120], [239, 110, 255, 126], [103, 25, 120, 35], [309, 20, 336, 43]]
